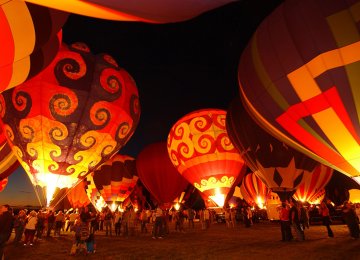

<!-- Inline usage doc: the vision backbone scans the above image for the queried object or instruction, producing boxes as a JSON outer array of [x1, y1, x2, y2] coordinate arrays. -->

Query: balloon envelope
[[0, 43, 140, 206], [67, 180, 91, 209], [0, 0, 68, 91], [293, 164, 333, 204], [0, 128, 19, 181], [25, 0, 234, 23], [93, 154, 138, 211], [226, 98, 319, 200], [0, 178, 8, 192], [240, 172, 269, 208], [238, 0, 360, 179], [137, 142, 189, 207], [167, 109, 246, 207]]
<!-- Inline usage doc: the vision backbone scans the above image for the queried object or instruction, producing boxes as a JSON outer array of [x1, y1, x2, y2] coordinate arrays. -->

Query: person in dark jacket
[[0, 204, 14, 260], [342, 201, 360, 239]]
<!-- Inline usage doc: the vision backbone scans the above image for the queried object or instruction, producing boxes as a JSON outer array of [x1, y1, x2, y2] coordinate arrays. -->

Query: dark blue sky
[[0, 0, 283, 206]]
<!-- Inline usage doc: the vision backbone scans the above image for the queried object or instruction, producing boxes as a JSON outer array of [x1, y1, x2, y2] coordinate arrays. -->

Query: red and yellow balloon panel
[[238, 0, 360, 180], [0, 42, 140, 206], [92, 154, 138, 212], [167, 108, 246, 207], [240, 172, 269, 208], [66, 180, 90, 209], [0, 0, 68, 91], [84, 172, 107, 212], [0, 177, 8, 192], [0, 127, 19, 182], [293, 164, 333, 204]]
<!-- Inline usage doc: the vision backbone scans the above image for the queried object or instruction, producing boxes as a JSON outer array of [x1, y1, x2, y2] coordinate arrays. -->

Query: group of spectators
[[278, 199, 360, 242]]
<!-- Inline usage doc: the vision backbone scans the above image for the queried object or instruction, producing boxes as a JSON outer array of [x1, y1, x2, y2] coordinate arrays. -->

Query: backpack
[[78, 223, 90, 241]]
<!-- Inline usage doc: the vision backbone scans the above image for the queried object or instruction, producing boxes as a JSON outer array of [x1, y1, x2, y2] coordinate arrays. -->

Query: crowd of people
[[1, 200, 360, 259], [278, 199, 360, 242]]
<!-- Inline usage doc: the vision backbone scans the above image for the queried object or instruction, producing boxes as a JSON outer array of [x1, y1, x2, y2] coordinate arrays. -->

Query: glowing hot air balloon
[[0, 0, 68, 91], [24, 0, 233, 23], [0, 42, 140, 207], [293, 164, 333, 204], [66, 180, 90, 209], [238, 0, 360, 181], [0, 128, 19, 181], [137, 142, 189, 209], [167, 109, 246, 207], [92, 154, 138, 212], [84, 172, 107, 212], [226, 98, 319, 201], [0, 177, 8, 192], [240, 172, 269, 208]]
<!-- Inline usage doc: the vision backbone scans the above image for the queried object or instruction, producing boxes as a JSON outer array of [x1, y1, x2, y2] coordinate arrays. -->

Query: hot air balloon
[[238, 0, 360, 181], [0, 0, 68, 91], [0, 128, 19, 181], [293, 164, 333, 204], [167, 109, 246, 207], [137, 142, 189, 209], [240, 172, 269, 208], [0, 177, 8, 192], [84, 172, 107, 212], [25, 0, 233, 23], [67, 180, 91, 209], [325, 170, 360, 206], [226, 98, 319, 201], [0, 42, 140, 207], [92, 154, 138, 212]]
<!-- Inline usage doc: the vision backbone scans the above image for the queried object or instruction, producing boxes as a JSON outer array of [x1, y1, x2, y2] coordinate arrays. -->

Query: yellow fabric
[[3, 0, 35, 62]]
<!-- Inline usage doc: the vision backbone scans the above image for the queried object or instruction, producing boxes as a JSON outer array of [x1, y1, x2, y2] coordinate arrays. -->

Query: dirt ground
[[3, 221, 360, 260]]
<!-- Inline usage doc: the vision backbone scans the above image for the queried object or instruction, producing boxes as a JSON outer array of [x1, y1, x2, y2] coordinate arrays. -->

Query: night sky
[[0, 0, 283, 206]]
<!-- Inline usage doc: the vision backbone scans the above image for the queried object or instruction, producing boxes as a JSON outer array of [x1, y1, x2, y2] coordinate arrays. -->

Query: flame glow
[[209, 188, 225, 207], [35, 173, 78, 207], [174, 203, 180, 211], [256, 195, 264, 209]]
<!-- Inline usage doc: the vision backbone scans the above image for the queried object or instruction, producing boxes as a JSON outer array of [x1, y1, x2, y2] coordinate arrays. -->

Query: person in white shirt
[[24, 211, 38, 246]]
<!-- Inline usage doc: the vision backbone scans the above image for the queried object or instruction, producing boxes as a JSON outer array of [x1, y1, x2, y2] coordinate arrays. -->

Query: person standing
[[289, 200, 305, 241], [13, 210, 26, 244], [319, 201, 334, 238], [104, 209, 113, 236], [152, 206, 163, 239], [279, 202, 292, 241], [0, 204, 14, 260], [46, 211, 55, 237], [23, 211, 38, 246], [187, 208, 195, 229], [342, 201, 360, 239]]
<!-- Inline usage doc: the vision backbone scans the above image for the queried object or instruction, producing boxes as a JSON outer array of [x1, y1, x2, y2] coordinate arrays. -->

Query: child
[[86, 233, 96, 254], [69, 220, 89, 256]]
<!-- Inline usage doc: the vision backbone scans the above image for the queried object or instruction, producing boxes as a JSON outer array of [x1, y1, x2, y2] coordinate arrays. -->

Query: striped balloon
[[293, 164, 333, 204], [0, 128, 19, 180], [0, 177, 8, 192], [84, 173, 107, 212], [0, 0, 68, 91], [238, 0, 360, 179], [92, 155, 138, 211], [240, 172, 269, 207]]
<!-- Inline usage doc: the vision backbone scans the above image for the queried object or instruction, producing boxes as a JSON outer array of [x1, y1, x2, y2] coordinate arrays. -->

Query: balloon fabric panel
[[167, 109, 246, 204], [136, 142, 189, 206], [0, 0, 68, 91], [238, 0, 360, 178], [226, 98, 318, 192]]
